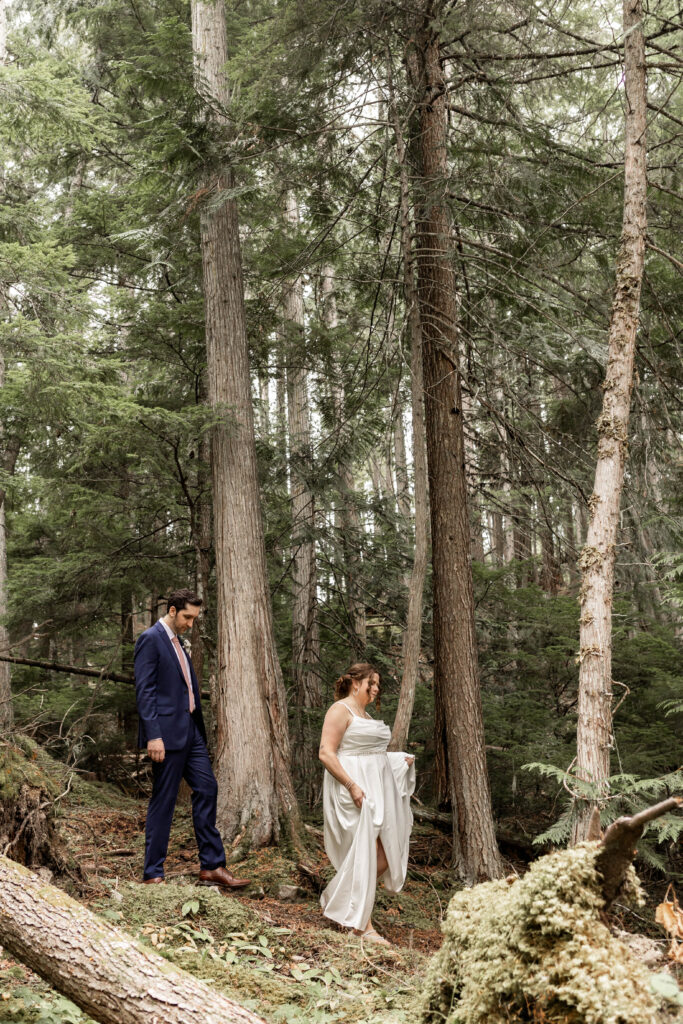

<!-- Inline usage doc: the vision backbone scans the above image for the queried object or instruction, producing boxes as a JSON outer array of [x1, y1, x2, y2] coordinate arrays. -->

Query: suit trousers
[[143, 717, 226, 880]]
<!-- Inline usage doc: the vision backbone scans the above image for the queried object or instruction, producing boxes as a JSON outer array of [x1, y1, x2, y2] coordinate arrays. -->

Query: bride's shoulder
[[326, 700, 352, 719]]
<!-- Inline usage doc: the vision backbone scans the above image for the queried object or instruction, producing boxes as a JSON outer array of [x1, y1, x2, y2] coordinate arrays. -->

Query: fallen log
[[0, 855, 265, 1024], [411, 804, 543, 858], [419, 797, 682, 1024], [0, 653, 210, 697], [0, 653, 134, 684]]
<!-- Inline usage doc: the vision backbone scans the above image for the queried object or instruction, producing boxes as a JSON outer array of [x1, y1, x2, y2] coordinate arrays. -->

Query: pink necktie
[[172, 635, 195, 713]]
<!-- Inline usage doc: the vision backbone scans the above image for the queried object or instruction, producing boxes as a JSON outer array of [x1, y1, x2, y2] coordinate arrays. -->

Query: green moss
[[103, 880, 258, 937], [0, 738, 60, 802], [419, 843, 662, 1024]]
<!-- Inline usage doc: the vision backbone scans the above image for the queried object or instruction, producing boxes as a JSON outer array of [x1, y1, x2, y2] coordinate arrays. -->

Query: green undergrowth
[[92, 879, 427, 1022], [1, 876, 428, 1023]]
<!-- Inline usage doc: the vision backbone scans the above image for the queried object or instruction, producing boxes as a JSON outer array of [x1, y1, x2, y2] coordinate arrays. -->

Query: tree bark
[[0, 489, 11, 734], [190, 377, 214, 690], [460, 387, 485, 563], [407, 6, 502, 882], [0, 855, 265, 1024], [393, 405, 411, 521], [0, 4, 12, 732], [191, 0, 299, 846], [386, 61, 429, 753], [573, 0, 647, 843]]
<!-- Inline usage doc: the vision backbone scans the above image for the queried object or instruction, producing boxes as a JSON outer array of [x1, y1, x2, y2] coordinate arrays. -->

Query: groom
[[134, 588, 249, 888]]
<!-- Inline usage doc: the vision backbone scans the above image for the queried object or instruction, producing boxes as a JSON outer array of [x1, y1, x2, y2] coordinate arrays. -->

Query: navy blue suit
[[134, 620, 225, 880]]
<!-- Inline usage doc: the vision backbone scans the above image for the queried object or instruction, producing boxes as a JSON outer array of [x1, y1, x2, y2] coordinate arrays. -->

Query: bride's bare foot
[[361, 928, 391, 946]]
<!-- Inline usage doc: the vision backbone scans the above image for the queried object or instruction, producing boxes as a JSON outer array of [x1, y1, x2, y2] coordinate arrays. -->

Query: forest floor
[[0, 769, 454, 1024], [1, 756, 679, 1024]]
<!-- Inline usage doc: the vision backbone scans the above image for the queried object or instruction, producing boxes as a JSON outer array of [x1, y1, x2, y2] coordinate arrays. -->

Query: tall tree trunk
[[0, 2, 12, 735], [283, 192, 320, 710], [0, 493, 11, 734], [460, 387, 485, 562], [322, 264, 366, 655], [573, 0, 647, 843], [283, 193, 320, 806], [120, 584, 134, 676], [0, 856, 265, 1024], [191, 0, 299, 846], [494, 379, 515, 565], [190, 426, 213, 689], [387, 62, 429, 753], [393, 406, 411, 521], [407, 8, 502, 881]]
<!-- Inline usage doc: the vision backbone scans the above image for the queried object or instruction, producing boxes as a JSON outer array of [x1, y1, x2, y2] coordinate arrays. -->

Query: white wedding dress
[[320, 706, 416, 931]]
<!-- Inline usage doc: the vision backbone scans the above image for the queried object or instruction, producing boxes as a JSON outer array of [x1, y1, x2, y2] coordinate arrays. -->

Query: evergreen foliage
[[0, 0, 680, 863]]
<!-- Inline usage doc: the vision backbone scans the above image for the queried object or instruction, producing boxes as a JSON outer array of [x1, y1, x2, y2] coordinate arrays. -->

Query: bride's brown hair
[[334, 663, 381, 709]]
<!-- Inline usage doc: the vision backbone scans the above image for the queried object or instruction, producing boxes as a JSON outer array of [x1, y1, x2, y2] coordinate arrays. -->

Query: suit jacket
[[134, 620, 207, 751]]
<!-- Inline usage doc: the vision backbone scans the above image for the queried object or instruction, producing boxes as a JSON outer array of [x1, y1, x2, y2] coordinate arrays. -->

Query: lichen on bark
[[418, 843, 660, 1024]]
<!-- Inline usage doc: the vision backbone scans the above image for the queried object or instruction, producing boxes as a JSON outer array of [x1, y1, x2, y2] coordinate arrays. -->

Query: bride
[[318, 663, 415, 945]]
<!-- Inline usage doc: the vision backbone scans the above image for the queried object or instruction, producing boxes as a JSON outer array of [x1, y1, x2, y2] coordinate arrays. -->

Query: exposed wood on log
[[0, 855, 266, 1024], [596, 796, 681, 908]]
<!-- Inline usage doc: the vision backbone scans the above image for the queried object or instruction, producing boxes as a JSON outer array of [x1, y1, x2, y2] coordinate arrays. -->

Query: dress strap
[[340, 700, 370, 720], [340, 700, 358, 719]]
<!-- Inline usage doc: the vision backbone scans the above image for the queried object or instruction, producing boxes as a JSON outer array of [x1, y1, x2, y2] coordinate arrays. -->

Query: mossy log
[[0, 736, 81, 879], [419, 797, 681, 1024], [0, 855, 266, 1024]]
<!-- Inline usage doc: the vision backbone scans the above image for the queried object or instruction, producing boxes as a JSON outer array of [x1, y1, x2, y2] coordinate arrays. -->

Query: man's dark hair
[[167, 588, 203, 614]]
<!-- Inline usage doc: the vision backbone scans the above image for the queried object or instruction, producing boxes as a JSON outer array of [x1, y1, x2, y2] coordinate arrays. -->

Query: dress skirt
[[320, 716, 415, 931]]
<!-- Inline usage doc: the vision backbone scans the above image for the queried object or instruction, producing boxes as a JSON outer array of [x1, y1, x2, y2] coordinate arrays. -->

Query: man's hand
[[147, 738, 165, 763]]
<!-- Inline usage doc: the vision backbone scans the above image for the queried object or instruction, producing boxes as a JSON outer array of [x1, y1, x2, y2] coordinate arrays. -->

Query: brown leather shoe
[[142, 877, 165, 884], [198, 866, 250, 890]]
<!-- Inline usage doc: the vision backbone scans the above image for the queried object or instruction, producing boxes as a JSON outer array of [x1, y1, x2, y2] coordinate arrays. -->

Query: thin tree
[[573, 0, 648, 842], [283, 192, 320, 710], [190, 0, 299, 845], [386, 57, 429, 753], [322, 264, 367, 655]]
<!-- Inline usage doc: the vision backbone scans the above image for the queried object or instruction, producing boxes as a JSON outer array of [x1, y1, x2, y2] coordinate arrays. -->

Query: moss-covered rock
[[419, 842, 662, 1024]]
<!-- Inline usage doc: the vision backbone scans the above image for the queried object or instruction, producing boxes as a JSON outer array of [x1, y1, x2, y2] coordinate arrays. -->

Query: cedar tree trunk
[[408, 6, 502, 881], [191, 0, 299, 845]]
